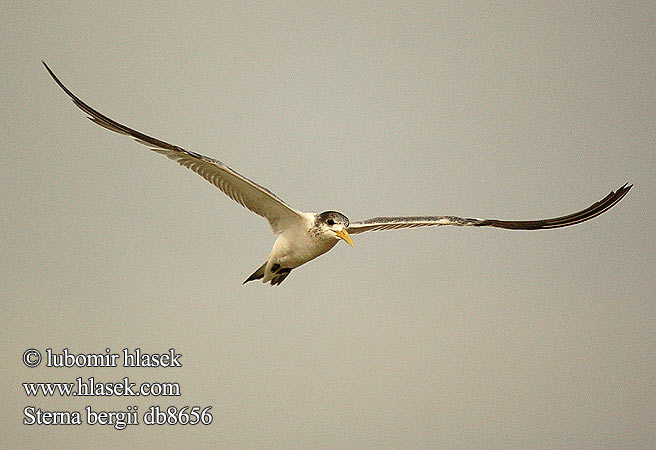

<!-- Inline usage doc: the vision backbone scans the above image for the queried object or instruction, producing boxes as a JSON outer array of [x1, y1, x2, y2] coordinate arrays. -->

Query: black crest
[[316, 211, 349, 227]]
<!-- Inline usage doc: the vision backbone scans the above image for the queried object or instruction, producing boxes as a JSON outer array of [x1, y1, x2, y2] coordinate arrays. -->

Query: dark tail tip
[[243, 261, 267, 285]]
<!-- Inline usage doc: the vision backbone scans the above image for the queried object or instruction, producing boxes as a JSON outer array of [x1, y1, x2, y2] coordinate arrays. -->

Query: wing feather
[[347, 184, 631, 234], [43, 62, 304, 234]]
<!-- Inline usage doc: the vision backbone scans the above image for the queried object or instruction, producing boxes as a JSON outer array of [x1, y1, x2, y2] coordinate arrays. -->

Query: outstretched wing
[[43, 61, 305, 234], [347, 184, 631, 234]]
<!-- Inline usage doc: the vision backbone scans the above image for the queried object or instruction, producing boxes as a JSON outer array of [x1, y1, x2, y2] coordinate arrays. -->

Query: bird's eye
[[327, 219, 335, 226]]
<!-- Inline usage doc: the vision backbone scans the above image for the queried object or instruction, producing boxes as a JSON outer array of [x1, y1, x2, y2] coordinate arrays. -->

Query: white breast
[[266, 214, 337, 271]]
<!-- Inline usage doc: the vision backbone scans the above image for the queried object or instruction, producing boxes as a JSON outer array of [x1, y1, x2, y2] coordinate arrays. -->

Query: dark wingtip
[[42, 60, 56, 79], [42, 60, 78, 101], [478, 182, 632, 230], [614, 183, 632, 201]]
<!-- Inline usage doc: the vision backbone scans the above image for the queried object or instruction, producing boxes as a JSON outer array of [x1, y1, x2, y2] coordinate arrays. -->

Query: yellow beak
[[334, 228, 354, 247]]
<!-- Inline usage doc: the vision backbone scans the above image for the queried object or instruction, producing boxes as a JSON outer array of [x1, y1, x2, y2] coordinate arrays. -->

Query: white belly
[[267, 228, 337, 271]]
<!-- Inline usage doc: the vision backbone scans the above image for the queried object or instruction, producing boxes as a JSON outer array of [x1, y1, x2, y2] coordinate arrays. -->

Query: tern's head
[[314, 211, 354, 247]]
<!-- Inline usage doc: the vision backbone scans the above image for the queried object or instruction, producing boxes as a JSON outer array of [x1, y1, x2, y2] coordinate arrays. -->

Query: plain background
[[2, 2, 654, 449]]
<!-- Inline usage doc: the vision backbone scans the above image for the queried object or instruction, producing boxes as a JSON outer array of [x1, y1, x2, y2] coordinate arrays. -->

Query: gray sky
[[2, 2, 654, 449]]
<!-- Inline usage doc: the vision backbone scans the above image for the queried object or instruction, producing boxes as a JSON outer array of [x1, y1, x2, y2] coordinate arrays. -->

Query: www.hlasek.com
[[22, 348, 212, 429], [24, 377, 181, 397]]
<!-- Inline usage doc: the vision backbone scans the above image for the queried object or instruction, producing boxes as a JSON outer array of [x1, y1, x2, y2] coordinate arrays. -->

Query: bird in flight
[[44, 62, 632, 285]]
